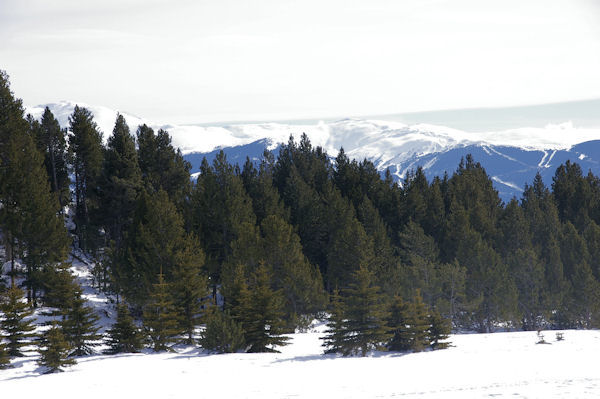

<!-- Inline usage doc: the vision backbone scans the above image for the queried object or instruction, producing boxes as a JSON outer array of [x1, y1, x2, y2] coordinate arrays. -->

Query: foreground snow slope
[[2, 326, 599, 398]]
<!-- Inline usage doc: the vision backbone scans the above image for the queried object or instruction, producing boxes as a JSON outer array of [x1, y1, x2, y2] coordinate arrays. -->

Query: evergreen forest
[[1, 70, 600, 369]]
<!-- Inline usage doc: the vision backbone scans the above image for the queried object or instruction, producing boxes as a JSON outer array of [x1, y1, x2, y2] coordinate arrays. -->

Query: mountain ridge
[[25, 101, 600, 201]]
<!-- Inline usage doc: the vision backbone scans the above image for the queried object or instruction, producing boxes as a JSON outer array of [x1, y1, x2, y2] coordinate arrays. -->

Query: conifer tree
[[388, 296, 412, 351], [409, 292, 432, 352], [105, 303, 143, 354], [238, 263, 289, 352], [341, 265, 391, 356], [199, 304, 245, 353], [41, 263, 79, 312], [37, 322, 75, 373], [69, 105, 104, 253], [100, 114, 142, 249], [428, 309, 451, 350], [326, 189, 374, 291], [136, 126, 191, 204], [0, 286, 36, 357], [260, 214, 326, 322], [321, 288, 346, 354], [0, 339, 10, 369], [170, 236, 208, 344], [0, 72, 69, 302], [114, 190, 187, 309], [61, 289, 101, 356], [191, 151, 256, 291], [37, 107, 70, 208], [143, 273, 182, 351]]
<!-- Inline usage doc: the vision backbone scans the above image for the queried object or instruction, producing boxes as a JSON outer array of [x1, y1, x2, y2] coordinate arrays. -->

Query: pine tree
[[321, 288, 346, 354], [199, 304, 245, 353], [37, 322, 76, 373], [341, 265, 391, 356], [238, 263, 289, 352], [37, 107, 70, 208], [0, 72, 69, 302], [100, 114, 142, 249], [136, 126, 191, 205], [105, 303, 143, 354], [428, 309, 451, 350], [0, 286, 36, 357], [69, 105, 104, 253], [114, 189, 187, 309], [41, 263, 79, 312], [61, 288, 101, 356], [260, 214, 326, 323], [170, 235, 207, 344], [0, 339, 10, 369], [143, 273, 182, 351], [388, 296, 412, 351], [409, 292, 432, 352], [191, 151, 256, 291]]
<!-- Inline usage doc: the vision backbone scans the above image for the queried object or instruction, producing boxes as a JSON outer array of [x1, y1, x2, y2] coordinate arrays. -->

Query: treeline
[[2, 70, 600, 369]]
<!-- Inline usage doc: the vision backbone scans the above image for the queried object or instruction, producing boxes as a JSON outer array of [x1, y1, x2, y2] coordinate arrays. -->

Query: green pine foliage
[[238, 263, 289, 353], [388, 296, 413, 351], [321, 288, 346, 354], [170, 236, 208, 344], [428, 309, 451, 350], [69, 105, 104, 253], [3, 67, 600, 349], [143, 273, 182, 352], [100, 113, 143, 249], [41, 263, 79, 312], [36, 107, 70, 208], [0, 286, 36, 357], [37, 322, 76, 373], [61, 289, 101, 356], [341, 265, 391, 356], [105, 303, 143, 354], [0, 339, 10, 369], [199, 304, 245, 353]]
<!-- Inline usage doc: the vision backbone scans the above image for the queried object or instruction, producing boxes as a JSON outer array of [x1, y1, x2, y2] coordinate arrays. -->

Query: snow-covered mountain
[[26, 101, 600, 201]]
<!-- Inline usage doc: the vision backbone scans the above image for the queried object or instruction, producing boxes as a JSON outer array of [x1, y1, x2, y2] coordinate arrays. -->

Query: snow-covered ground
[[2, 322, 600, 398], [3, 253, 600, 398], [1, 255, 598, 399]]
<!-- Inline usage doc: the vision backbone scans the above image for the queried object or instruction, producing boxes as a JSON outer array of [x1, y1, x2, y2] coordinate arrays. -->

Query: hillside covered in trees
[[1, 70, 600, 370]]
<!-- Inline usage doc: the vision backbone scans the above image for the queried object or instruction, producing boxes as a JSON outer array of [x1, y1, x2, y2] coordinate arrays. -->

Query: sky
[[1, 0, 600, 124]]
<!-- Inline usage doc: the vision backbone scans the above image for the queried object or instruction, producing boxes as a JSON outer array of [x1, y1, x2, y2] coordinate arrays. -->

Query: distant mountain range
[[26, 100, 600, 202]]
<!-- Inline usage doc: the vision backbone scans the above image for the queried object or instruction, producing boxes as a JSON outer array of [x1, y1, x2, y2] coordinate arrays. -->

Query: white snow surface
[[25, 102, 600, 167], [2, 251, 600, 398], [2, 323, 600, 398]]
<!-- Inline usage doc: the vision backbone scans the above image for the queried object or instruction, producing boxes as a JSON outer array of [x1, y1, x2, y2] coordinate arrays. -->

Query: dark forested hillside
[[1, 70, 600, 362]]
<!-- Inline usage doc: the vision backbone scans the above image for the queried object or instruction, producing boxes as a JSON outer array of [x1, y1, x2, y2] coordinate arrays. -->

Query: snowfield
[[2, 256, 600, 398], [2, 324, 600, 398]]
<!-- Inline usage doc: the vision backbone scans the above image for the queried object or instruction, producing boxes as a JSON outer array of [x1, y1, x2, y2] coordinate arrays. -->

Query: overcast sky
[[1, 0, 599, 124]]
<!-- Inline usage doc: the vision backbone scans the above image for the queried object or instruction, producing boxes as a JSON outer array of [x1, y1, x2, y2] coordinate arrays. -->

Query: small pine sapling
[[105, 303, 143, 354], [61, 289, 101, 356], [0, 286, 37, 357], [198, 304, 245, 353], [143, 273, 182, 352], [37, 322, 76, 373], [428, 309, 451, 350], [0, 339, 11, 369], [321, 288, 347, 354]]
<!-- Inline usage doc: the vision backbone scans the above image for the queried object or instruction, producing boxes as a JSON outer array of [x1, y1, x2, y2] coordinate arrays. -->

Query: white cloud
[[2, 0, 600, 124]]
